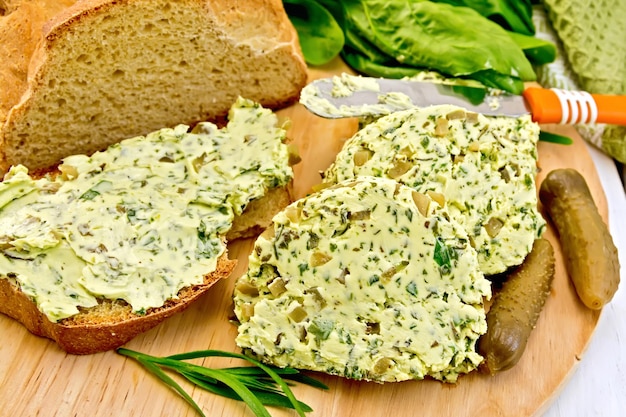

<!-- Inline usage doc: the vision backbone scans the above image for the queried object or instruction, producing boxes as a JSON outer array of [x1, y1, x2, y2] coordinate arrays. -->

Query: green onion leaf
[[539, 130, 574, 145], [133, 356, 207, 417], [117, 348, 327, 417]]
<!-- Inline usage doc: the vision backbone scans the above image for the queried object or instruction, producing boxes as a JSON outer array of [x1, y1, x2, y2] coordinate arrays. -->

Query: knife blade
[[300, 74, 626, 126]]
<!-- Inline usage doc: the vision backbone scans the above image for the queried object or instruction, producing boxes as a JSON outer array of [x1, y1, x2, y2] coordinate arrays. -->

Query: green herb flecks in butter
[[323, 104, 545, 275], [0, 98, 293, 322], [234, 177, 491, 383]]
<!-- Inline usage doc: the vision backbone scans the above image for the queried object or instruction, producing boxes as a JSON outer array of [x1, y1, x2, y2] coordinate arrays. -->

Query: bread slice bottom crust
[[0, 254, 236, 355], [0, 184, 291, 354]]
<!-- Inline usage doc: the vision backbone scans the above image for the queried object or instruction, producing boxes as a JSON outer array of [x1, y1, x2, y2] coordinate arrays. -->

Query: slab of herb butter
[[234, 176, 491, 383], [323, 104, 545, 275]]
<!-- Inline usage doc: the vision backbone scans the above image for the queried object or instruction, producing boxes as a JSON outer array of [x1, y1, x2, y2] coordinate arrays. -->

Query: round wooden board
[[0, 60, 608, 417]]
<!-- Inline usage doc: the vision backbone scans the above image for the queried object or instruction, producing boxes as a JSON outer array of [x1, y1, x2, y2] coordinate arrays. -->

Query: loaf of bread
[[0, 0, 307, 173], [234, 176, 492, 383], [0, 98, 296, 354]]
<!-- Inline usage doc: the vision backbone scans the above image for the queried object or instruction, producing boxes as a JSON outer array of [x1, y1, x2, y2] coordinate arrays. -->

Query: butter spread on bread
[[0, 0, 307, 173], [234, 176, 491, 383], [0, 98, 293, 324], [323, 105, 545, 275]]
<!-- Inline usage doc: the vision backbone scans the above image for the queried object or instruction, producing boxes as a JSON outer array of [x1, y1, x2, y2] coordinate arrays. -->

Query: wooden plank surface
[[0, 59, 609, 417]]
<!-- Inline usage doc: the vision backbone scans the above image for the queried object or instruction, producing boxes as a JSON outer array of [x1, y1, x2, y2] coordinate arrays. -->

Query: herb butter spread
[[234, 177, 491, 383], [300, 72, 489, 119], [0, 98, 293, 322], [323, 105, 545, 275], [301, 73, 412, 118]]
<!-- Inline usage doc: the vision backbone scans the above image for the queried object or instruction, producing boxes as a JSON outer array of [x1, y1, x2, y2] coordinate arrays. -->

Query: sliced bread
[[0, 254, 236, 355], [0, 0, 307, 173], [0, 98, 296, 354]]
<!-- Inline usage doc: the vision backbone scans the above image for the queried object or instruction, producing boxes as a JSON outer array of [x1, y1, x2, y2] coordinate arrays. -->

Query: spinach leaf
[[470, 69, 525, 94], [311, 0, 347, 26], [342, 0, 536, 93], [284, 0, 344, 66], [342, 48, 425, 78], [507, 30, 557, 66], [431, 0, 535, 35], [283, 0, 551, 94], [343, 21, 390, 64]]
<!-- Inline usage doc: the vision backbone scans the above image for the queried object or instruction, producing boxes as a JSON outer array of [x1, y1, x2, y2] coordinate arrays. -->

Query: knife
[[300, 75, 626, 125]]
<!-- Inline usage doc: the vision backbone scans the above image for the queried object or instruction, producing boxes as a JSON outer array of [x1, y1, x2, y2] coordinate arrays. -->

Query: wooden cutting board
[[0, 59, 608, 417]]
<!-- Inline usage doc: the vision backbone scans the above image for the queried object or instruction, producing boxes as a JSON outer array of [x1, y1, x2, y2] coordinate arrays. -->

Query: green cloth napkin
[[533, 1, 626, 163]]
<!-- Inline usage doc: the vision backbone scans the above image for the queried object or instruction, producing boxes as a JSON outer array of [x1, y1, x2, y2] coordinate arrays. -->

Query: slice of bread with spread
[[0, 0, 307, 173], [0, 98, 297, 354], [233, 176, 492, 383], [0, 253, 236, 355]]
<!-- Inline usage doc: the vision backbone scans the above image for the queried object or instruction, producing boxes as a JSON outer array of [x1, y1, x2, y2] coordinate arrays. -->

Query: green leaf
[[202, 369, 274, 417], [471, 69, 525, 95], [79, 180, 112, 200], [284, 0, 345, 65], [240, 354, 310, 417], [308, 318, 335, 341], [343, 26, 391, 65], [342, 49, 423, 79], [279, 372, 329, 390], [506, 30, 557, 66], [431, 0, 535, 35], [132, 356, 207, 417], [182, 371, 314, 412], [117, 348, 326, 417], [434, 237, 453, 274], [449, 85, 488, 106], [223, 366, 329, 390], [337, 0, 535, 93], [539, 131, 574, 145]]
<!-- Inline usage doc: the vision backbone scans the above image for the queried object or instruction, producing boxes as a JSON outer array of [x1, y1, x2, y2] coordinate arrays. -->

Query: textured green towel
[[534, 1, 626, 163], [542, 0, 625, 95]]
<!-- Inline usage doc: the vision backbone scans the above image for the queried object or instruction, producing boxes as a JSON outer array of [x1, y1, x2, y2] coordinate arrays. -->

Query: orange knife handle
[[522, 87, 626, 126]]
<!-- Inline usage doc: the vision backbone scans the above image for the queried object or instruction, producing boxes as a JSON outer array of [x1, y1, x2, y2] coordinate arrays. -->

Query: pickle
[[479, 238, 555, 375], [539, 168, 620, 310]]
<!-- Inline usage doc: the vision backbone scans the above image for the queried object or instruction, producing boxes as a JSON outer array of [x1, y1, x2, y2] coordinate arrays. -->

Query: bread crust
[[0, 0, 78, 123], [0, 253, 236, 355], [0, 0, 307, 172]]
